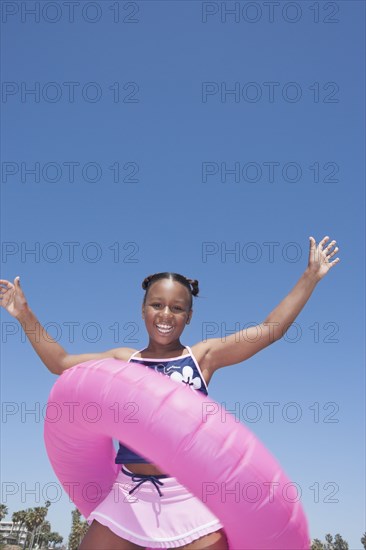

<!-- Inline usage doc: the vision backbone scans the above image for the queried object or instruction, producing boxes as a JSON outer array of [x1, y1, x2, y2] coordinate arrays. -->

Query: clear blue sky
[[1, 1, 364, 548]]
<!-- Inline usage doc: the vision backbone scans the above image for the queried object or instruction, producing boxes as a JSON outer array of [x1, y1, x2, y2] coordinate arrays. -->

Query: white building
[[0, 520, 28, 545]]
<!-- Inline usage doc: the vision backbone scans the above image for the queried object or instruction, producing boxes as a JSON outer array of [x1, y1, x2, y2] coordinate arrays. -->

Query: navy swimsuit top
[[115, 345, 208, 464]]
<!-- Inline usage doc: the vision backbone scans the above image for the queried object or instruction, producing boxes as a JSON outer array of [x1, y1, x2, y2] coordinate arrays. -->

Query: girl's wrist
[[15, 305, 32, 322], [304, 267, 321, 285]]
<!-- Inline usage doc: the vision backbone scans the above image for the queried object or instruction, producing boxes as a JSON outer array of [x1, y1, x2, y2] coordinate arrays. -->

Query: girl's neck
[[141, 340, 186, 358]]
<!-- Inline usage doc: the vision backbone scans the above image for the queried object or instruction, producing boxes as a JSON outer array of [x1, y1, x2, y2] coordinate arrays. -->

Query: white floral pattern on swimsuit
[[169, 365, 202, 391]]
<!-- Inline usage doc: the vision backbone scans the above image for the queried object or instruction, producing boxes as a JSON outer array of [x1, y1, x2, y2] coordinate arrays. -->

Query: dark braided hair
[[142, 272, 199, 309]]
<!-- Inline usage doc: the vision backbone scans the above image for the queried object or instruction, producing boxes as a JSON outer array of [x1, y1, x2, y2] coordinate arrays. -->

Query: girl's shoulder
[[113, 347, 139, 361]]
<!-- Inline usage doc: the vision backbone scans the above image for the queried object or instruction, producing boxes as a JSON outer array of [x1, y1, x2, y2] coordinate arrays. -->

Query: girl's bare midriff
[[124, 462, 168, 476]]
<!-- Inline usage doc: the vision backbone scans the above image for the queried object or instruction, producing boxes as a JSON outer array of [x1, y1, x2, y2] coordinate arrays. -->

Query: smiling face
[[142, 278, 193, 347]]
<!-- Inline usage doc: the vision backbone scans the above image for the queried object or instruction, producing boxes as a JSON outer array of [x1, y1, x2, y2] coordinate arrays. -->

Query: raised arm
[[0, 277, 133, 375], [202, 235, 340, 372]]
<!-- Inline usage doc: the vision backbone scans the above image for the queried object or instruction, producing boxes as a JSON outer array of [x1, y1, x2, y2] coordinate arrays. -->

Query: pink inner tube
[[44, 359, 310, 550]]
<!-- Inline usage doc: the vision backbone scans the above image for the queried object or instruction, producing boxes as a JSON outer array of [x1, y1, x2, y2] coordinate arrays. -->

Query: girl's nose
[[160, 306, 173, 317]]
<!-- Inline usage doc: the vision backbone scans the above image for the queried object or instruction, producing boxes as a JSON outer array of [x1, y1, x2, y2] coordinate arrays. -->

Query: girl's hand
[[307, 236, 340, 282], [0, 277, 30, 319]]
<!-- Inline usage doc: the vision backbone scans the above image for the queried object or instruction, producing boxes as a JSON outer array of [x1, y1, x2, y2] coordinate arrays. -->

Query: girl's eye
[[150, 303, 183, 311]]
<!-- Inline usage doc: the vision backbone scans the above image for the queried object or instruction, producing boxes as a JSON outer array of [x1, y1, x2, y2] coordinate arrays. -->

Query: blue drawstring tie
[[121, 466, 168, 497]]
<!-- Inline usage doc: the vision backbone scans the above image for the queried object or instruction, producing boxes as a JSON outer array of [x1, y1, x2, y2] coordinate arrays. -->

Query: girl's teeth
[[156, 325, 174, 334]]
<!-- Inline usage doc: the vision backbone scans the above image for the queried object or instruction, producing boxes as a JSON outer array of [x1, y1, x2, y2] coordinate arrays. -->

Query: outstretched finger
[[308, 236, 318, 254], [328, 257, 340, 268], [327, 246, 339, 258], [324, 240, 336, 252], [308, 236, 319, 263], [319, 235, 330, 249]]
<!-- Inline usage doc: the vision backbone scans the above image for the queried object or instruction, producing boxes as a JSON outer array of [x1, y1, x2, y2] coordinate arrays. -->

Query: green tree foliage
[[333, 533, 349, 550], [311, 533, 349, 550], [2, 501, 62, 550], [11, 510, 28, 545], [0, 505, 8, 521], [68, 508, 89, 550], [47, 531, 64, 548], [311, 539, 325, 550], [22, 501, 51, 550], [34, 519, 51, 549]]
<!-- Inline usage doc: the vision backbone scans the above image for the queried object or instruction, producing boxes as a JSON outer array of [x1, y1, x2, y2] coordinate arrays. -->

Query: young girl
[[0, 235, 339, 550]]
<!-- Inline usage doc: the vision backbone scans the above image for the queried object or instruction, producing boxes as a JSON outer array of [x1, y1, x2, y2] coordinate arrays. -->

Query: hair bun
[[141, 274, 156, 291], [186, 278, 199, 297]]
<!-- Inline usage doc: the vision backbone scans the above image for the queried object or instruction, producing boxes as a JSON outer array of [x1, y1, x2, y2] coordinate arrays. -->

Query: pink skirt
[[87, 465, 225, 548]]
